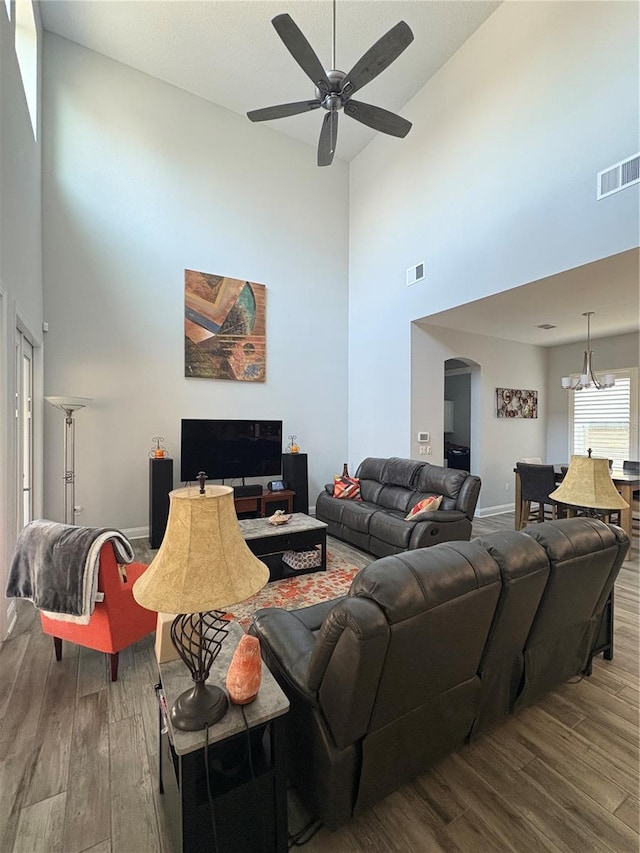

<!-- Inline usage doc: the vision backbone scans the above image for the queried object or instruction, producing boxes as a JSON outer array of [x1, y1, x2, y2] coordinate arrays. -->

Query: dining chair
[[516, 463, 565, 530]]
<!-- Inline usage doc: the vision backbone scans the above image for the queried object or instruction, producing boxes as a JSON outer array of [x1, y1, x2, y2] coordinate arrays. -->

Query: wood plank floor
[[1, 514, 637, 853]]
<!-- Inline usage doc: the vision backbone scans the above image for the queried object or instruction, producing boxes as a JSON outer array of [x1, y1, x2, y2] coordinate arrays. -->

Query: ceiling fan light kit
[[247, 5, 414, 166]]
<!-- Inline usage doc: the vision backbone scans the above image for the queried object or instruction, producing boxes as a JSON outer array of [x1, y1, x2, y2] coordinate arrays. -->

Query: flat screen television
[[180, 419, 283, 482]]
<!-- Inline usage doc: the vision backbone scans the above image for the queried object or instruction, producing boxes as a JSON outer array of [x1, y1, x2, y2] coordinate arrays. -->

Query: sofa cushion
[[415, 464, 467, 511], [351, 539, 500, 624], [359, 479, 384, 503], [355, 458, 388, 482], [369, 512, 414, 549], [381, 457, 423, 488], [354, 459, 391, 503], [333, 476, 362, 501], [339, 501, 379, 534], [376, 485, 414, 513], [356, 457, 424, 508], [405, 495, 443, 521]]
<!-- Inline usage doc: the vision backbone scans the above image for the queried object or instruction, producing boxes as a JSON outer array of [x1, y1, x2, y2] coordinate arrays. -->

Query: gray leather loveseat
[[250, 518, 629, 829], [315, 456, 481, 556]]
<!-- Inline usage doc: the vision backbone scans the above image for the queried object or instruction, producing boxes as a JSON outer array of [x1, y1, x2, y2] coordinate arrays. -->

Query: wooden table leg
[[616, 484, 633, 540], [514, 472, 522, 530]]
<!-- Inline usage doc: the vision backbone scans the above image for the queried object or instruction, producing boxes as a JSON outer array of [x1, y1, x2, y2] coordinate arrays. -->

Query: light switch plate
[[417, 431, 430, 443]]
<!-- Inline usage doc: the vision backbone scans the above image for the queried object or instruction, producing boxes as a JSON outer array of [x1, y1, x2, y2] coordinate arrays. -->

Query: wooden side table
[[157, 622, 289, 853], [260, 489, 295, 517], [233, 490, 295, 518]]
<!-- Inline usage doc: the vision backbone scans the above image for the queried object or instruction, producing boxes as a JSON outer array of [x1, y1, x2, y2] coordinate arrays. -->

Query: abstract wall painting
[[184, 270, 266, 382], [496, 388, 538, 418]]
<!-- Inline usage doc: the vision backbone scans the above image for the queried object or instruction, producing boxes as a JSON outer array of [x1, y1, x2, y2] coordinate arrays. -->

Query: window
[[15, 0, 38, 139], [570, 368, 638, 467]]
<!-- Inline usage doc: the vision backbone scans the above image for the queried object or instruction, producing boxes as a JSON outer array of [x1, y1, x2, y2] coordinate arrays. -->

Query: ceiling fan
[[247, 4, 414, 166]]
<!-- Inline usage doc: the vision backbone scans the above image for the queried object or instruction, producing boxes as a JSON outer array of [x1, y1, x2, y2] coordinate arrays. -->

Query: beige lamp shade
[[549, 455, 629, 510], [133, 485, 269, 613]]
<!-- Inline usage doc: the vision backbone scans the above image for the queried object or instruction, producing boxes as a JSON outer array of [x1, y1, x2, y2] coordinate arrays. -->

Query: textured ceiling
[[39, 0, 501, 162]]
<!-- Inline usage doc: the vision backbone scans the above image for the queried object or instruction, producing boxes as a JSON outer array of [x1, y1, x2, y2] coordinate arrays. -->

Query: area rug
[[225, 551, 361, 629]]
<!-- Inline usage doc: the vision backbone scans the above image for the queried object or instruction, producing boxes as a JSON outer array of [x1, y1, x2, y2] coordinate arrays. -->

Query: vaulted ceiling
[[38, 2, 638, 346], [39, 0, 501, 162]]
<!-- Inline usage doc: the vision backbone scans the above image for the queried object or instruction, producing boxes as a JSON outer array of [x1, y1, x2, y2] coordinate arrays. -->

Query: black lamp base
[[170, 680, 228, 731]]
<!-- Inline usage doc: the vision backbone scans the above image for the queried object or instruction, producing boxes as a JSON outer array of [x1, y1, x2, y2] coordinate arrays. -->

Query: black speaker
[[282, 453, 308, 514], [149, 458, 173, 549]]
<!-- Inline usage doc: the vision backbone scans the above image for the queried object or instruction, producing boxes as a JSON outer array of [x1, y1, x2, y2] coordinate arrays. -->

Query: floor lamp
[[45, 396, 92, 525]]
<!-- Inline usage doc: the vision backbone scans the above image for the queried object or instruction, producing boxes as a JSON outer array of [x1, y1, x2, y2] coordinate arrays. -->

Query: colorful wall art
[[496, 388, 538, 418], [185, 270, 266, 382]]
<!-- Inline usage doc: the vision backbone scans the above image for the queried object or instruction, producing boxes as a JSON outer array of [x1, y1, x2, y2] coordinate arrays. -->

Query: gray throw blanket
[[6, 520, 134, 624]]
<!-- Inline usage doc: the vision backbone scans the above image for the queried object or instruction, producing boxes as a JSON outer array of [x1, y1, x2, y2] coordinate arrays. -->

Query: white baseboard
[[123, 526, 149, 541], [477, 504, 513, 517]]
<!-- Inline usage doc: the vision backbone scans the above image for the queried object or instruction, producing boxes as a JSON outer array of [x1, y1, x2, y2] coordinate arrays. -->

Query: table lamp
[[133, 480, 269, 731], [549, 453, 629, 514]]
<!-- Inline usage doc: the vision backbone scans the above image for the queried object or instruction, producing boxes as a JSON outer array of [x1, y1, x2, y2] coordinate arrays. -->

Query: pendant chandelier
[[561, 312, 615, 391]]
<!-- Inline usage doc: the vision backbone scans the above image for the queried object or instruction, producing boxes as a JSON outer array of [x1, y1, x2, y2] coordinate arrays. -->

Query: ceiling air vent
[[406, 261, 425, 286], [597, 153, 640, 199], [536, 323, 557, 330]]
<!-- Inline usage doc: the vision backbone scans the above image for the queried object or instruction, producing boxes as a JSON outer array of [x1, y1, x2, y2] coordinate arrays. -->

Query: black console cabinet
[[281, 453, 308, 514], [149, 458, 173, 548]]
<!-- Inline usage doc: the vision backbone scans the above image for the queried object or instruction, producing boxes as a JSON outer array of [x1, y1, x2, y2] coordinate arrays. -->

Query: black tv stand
[[233, 484, 263, 498]]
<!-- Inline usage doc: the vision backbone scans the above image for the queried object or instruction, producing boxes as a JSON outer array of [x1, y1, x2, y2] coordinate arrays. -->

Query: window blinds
[[572, 377, 631, 466]]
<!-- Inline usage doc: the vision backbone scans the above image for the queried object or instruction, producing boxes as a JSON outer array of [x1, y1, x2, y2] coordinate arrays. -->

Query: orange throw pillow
[[405, 495, 442, 521], [333, 476, 362, 500]]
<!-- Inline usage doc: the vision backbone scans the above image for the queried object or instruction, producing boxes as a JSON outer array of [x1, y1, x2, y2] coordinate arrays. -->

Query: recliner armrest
[[249, 608, 320, 704], [287, 596, 348, 632], [414, 510, 466, 523]]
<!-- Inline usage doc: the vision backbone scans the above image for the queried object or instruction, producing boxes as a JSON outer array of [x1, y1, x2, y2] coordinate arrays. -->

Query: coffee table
[[238, 512, 327, 582]]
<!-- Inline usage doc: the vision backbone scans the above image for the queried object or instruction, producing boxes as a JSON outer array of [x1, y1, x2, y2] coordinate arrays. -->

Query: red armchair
[[40, 541, 156, 681]]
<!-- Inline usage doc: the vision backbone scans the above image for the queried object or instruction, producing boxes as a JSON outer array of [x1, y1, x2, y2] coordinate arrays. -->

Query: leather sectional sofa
[[315, 456, 481, 556], [250, 518, 629, 830]]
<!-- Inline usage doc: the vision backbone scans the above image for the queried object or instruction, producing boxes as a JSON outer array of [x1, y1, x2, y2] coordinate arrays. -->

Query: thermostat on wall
[[417, 432, 430, 443]]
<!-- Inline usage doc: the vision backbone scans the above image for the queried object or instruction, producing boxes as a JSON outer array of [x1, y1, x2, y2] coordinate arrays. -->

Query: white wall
[[348, 2, 639, 469], [412, 324, 548, 512], [42, 35, 350, 530], [547, 331, 640, 462], [0, 1, 44, 639]]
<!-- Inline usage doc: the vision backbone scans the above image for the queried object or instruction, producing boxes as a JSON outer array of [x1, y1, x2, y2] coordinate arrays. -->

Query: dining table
[[514, 464, 639, 540]]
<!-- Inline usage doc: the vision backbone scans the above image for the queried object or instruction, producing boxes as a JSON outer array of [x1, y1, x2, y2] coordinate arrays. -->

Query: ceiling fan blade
[[318, 111, 338, 167], [344, 100, 412, 138], [341, 21, 414, 99], [272, 14, 331, 96], [247, 100, 321, 122]]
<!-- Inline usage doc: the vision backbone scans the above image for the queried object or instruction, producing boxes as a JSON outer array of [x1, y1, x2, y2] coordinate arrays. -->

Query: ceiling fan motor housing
[[315, 70, 346, 107]]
